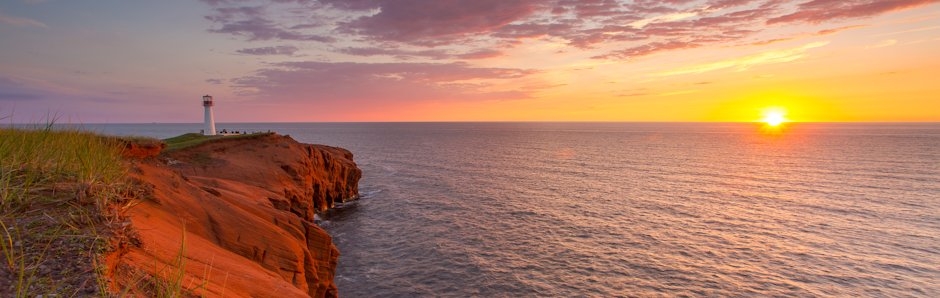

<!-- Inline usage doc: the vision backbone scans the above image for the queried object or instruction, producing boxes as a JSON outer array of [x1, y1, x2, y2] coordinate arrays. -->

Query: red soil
[[119, 139, 165, 159], [105, 134, 360, 297]]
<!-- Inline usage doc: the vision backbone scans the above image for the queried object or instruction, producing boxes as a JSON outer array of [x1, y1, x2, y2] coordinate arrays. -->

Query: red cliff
[[105, 133, 360, 297]]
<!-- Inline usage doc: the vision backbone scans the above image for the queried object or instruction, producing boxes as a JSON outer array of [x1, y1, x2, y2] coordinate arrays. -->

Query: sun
[[761, 108, 788, 127]]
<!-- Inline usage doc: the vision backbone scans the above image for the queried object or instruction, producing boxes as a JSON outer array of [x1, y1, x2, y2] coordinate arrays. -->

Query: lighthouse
[[202, 94, 217, 135]]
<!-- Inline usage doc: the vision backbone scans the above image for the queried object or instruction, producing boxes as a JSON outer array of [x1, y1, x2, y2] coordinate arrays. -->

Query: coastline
[[0, 129, 360, 297], [106, 132, 361, 296]]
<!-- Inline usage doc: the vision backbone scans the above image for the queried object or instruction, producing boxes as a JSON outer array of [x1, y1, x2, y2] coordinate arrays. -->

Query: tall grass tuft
[[0, 124, 126, 211], [1, 122, 129, 295], [155, 229, 187, 298]]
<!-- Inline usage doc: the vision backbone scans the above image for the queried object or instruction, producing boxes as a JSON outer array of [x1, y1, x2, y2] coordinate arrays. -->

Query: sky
[[1, 0, 939, 123]]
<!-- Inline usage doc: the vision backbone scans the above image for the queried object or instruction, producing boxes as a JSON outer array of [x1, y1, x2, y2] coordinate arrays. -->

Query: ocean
[[84, 122, 940, 297]]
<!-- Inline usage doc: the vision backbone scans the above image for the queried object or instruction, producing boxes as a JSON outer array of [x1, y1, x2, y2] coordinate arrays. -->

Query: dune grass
[[0, 123, 252, 295], [0, 124, 131, 296], [0, 124, 126, 211]]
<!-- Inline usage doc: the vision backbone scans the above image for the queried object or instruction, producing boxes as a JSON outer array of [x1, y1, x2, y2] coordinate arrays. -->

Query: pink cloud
[[816, 25, 868, 35], [705, 0, 762, 10], [204, 5, 334, 42], [199, 0, 939, 62], [751, 24, 867, 45], [191, 0, 940, 102], [338, 47, 449, 60], [339, 0, 543, 45], [595, 40, 702, 59], [456, 49, 504, 59], [337, 47, 503, 60], [492, 22, 578, 40], [767, 0, 940, 24], [557, 0, 627, 18], [232, 62, 539, 106]]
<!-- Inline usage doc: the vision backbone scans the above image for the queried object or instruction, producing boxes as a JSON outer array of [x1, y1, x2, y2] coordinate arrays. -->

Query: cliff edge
[[105, 133, 361, 297]]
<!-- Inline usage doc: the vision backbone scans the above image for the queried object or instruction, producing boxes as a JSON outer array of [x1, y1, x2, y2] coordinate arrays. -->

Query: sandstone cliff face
[[106, 134, 360, 297]]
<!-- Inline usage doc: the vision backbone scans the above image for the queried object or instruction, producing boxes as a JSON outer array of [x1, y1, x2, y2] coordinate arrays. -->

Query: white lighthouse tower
[[202, 94, 217, 135]]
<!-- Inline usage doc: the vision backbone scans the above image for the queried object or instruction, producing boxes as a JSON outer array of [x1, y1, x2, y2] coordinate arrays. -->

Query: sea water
[[85, 122, 940, 297]]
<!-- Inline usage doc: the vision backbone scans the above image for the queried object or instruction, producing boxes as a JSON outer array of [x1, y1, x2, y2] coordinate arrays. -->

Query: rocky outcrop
[[105, 133, 360, 297], [117, 138, 165, 159]]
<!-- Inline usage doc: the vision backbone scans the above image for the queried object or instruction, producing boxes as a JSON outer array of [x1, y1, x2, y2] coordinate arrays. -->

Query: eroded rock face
[[118, 138, 165, 159], [106, 134, 360, 297]]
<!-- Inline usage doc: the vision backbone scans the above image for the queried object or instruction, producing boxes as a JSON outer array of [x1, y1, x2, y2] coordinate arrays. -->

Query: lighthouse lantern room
[[203, 94, 217, 135]]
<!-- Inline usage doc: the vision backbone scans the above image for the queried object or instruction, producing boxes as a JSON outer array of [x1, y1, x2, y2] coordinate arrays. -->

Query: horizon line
[[9, 120, 939, 125]]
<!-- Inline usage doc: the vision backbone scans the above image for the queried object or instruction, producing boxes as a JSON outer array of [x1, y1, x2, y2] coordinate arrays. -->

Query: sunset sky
[[1, 0, 938, 123]]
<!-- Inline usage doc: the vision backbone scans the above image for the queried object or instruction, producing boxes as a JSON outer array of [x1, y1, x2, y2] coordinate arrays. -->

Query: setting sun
[[761, 108, 788, 127]]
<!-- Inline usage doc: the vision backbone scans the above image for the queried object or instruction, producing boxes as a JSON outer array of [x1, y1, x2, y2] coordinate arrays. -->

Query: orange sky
[[1, 1, 939, 122]]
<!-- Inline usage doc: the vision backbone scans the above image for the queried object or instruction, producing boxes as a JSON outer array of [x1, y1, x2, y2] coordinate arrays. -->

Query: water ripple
[[292, 123, 940, 297]]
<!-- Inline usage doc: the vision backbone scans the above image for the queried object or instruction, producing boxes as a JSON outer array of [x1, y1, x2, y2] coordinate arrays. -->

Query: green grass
[[0, 124, 129, 296], [0, 124, 126, 211], [163, 133, 218, 152], [154, 229, 187, 298], [163, 132, 272, 152], [0, 124, 255, 296]]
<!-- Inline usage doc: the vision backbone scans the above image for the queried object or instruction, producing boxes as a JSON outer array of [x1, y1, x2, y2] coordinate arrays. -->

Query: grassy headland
[[163, 132, 272, 152], [0, 123, 176, 296], [0, 125, 135, 296], [0, 127, 277, 296]]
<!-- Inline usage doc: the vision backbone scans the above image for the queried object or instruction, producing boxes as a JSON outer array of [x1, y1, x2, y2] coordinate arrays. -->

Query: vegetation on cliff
[[0, 125, 131, 296], [163, 132, 268, 152], [112, 132, 360, 297], [1, 125, 360, 297]]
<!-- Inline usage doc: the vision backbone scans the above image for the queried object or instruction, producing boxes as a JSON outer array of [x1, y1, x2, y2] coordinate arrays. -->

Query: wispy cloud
[[751, 25, 866, 46], [873, 25, 940, 36], [868, 39, 898, 48], [0, 76, 44, 101], [236, 45, 299, 56], [232, 61, 540, 105], [629, 12, 699, 29], [203, 5, 334, 42], [200, 0, 938, 61], [767, 0, 940, 24], [337, 0, 543, 46], [192, 0, 938, 105], [0, 10, 47, 28], [656, 41, 830, 76], [338, 46, 503, 60], [337, 47, 452, 60], [658, 89, 699, 96]]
